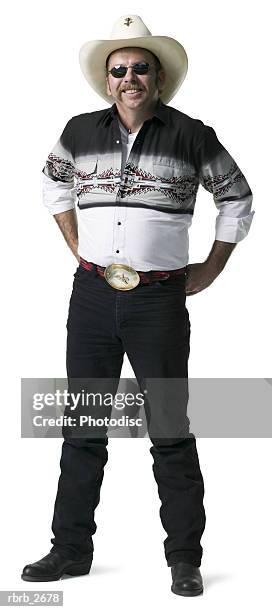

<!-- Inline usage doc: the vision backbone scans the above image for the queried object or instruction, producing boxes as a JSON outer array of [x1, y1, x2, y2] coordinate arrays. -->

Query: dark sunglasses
[[107, 62, 153, 78]]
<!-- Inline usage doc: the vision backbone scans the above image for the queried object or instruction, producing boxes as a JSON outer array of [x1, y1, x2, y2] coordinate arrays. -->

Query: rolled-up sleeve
[[196, 123, 254, 242], [42, 119, 77, 215]]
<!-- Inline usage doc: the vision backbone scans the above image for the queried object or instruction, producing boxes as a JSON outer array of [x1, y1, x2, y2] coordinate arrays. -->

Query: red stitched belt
[[79, 257, 187, 284]]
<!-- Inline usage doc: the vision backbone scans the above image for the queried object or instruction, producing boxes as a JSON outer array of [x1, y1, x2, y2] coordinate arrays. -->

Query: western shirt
[[42, 98, 254, 271]]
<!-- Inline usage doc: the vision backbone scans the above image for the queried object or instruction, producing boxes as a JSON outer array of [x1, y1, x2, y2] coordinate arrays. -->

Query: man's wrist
[[204, 257, 225, 275], [71, 243, 80, 261], [205, 240, 237, 275]]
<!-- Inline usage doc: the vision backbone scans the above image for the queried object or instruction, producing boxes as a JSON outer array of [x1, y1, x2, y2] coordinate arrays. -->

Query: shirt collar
[[99, 97, 170, 128]]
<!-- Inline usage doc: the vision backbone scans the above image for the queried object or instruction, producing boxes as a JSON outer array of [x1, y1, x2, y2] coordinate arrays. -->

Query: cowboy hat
[[79, 15, 188, 104]]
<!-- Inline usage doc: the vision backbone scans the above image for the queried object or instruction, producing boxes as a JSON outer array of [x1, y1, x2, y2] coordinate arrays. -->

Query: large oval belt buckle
[[104, 263, 140, 290]]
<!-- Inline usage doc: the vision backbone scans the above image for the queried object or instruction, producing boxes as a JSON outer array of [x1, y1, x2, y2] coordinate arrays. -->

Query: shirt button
[[116, 250, 119, 253], [118, 222, 121, 225], [116, 140, 120, 144]]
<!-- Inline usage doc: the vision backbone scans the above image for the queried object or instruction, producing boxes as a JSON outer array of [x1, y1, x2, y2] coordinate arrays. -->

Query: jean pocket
[[73, 264, 91, 279], [153, 274, 186, 290]]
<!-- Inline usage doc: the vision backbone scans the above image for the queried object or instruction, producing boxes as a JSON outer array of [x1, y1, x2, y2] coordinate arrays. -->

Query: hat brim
[[79, 36, 188, 104]]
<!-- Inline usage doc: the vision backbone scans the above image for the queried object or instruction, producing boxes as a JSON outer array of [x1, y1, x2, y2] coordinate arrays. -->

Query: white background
[[1, 0, 272, 609]]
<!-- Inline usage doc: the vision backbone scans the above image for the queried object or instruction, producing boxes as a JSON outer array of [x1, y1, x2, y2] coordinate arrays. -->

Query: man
[[21, 15, 254, 596]]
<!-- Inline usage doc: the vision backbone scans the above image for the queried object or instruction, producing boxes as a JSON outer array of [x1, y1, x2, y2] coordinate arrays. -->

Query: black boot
[[21, 550, 93, 582], [171, 561, 203, 596]]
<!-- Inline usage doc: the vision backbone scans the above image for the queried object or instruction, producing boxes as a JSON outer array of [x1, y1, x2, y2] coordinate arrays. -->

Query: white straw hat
[[79, 15, 188, 104]]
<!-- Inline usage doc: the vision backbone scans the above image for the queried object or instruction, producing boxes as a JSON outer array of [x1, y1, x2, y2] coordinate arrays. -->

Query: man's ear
[[157, 69, 166, 95], [106, 77, 111, 97]]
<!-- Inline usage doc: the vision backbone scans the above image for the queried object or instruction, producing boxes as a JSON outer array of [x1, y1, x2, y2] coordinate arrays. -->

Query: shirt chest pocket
[[153, 160, 188, 182], [153, 160, 198, 203], [75, 155, 121, 197]]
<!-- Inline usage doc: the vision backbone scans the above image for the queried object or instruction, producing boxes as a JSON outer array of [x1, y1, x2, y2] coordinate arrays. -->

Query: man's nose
[[123, 66, 137, 82]]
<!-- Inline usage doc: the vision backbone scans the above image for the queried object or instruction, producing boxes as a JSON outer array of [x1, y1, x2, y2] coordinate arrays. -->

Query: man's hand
[[185, 240, 237, 296], [185, 262, 220, 295]]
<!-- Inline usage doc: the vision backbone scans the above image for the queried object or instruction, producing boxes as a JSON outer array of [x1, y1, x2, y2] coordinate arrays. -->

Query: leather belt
[[80, 258, 187, 291]]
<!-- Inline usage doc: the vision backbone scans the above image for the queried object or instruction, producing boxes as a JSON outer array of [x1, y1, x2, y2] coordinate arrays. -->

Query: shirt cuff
[[42, 174, 77, 215], [215, 211, 255, 242]]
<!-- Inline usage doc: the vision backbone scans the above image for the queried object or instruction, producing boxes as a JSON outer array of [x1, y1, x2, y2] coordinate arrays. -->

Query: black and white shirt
[[42, 98, 254, 271]]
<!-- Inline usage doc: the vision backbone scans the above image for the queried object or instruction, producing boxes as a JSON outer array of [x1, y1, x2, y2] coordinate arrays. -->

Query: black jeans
[[50, 264, 206, 567]]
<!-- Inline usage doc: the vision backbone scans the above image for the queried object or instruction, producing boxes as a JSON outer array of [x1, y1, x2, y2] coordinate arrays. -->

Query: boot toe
[[21, 551, 93, 582], [173, 577, 203, 595]]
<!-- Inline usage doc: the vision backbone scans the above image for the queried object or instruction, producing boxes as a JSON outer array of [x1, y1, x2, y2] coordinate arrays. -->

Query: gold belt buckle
[[104, 263, 140, 290]]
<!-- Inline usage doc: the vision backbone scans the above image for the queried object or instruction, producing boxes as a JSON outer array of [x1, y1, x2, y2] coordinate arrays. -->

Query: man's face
[[106, 47, 166, 111]]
